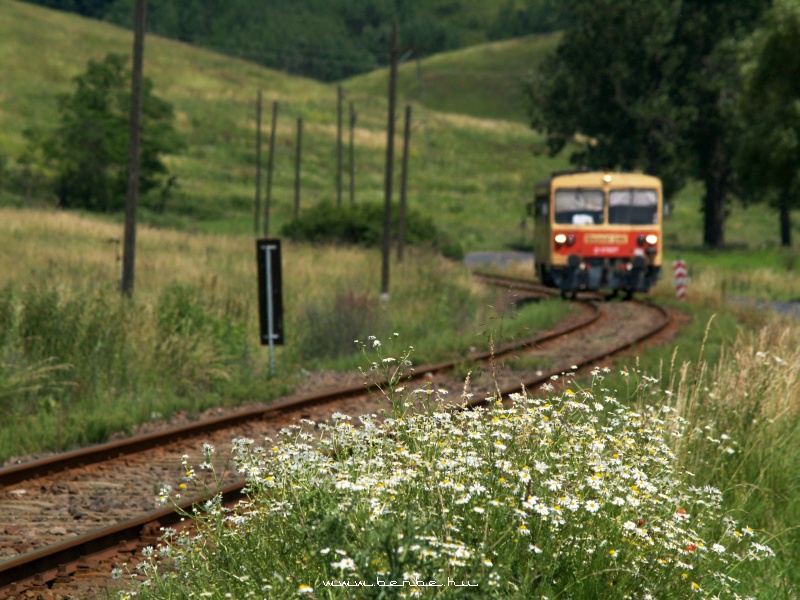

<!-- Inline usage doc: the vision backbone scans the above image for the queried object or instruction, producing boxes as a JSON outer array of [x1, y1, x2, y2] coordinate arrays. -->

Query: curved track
[[0, 276, 674, 598]]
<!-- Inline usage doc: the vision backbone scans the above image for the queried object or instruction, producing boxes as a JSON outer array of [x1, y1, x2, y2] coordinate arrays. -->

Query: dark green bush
[[280, 201, 463, 260]]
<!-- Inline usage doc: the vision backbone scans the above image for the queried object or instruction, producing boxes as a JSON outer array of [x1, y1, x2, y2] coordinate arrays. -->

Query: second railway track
[[0, 276, 680, 598]]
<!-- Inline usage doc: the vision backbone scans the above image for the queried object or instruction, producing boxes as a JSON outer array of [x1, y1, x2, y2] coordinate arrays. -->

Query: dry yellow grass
[[431, 111, 531, 134], [0, 207, 249, 298], [0, 207, 460, 334]]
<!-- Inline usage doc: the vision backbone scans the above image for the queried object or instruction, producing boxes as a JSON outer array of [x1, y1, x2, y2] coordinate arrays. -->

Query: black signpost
[[256, 239, 283, 372]]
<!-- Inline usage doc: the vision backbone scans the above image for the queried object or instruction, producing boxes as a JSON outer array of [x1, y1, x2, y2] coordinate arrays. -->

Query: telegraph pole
[[264, 101, 278, 236], [253, 90, 263, 236], [397, 104, 411, 262], [336, 85, 343, 207], [381, 21, 399, 298], [294, 116, 303, 218], [349, 101, 356, 205], [121, 0, 146, 298]]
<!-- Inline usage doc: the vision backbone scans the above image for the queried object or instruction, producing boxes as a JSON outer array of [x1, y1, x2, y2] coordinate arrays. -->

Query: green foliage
[[153, 283, 251, 393], [487, 0, 569, 40], [28, 0, 115, 18], [15, 281, 133, 399], [30, 52, 184, 212], [280, 201, 464, 260], [737, 0, 800, 246], [528, 0, 770, 247], [296, 290, 382, 361], [0, 278, 259, 457], [528, 0, 692, 197], [673, 0, 769, 248]]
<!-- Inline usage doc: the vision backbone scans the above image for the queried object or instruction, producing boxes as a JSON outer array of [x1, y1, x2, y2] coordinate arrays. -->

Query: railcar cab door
[[531, 181, 552, 285]]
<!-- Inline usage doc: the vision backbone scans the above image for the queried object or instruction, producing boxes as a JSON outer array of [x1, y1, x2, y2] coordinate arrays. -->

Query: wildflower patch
[[126, 340, 774, 599]]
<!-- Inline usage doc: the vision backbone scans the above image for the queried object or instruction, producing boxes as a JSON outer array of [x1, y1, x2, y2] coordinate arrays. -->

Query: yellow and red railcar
[[532, 171, 663, 298]]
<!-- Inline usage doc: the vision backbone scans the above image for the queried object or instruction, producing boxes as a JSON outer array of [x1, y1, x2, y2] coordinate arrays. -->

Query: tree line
[[528, 0, 799, 247], [22, 0, 567, 82]]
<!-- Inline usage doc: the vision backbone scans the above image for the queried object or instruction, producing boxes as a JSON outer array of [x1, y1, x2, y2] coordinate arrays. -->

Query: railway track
[[0, 277, 676, 598]]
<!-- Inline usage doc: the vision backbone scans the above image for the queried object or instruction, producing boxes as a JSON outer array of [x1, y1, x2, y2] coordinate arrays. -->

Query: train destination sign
[[584, 233, 628, 244]]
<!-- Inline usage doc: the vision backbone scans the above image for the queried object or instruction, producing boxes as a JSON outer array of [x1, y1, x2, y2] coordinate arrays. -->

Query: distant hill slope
[[343, 33, 560, 124], [0, 1, 329, 142]]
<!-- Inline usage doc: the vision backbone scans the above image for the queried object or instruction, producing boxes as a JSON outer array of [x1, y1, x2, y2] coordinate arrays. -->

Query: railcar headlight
[[554, 233, 567, 244], [645, 234, 658, 245]]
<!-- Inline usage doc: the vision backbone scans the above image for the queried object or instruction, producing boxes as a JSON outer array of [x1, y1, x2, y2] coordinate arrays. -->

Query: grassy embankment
[[0, 208, 573, 462], [127, 312, 800, 599], [115, 245, 800, 598], [344, 32, 561, 124]]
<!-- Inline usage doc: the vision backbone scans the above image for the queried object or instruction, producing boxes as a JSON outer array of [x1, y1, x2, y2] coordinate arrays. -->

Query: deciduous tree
[[669, 0, 770, 248], [34, 53, 184, 212], [737, 0, 800, 247], [527, 0, 690, 197], [528, 0, 770, 248]]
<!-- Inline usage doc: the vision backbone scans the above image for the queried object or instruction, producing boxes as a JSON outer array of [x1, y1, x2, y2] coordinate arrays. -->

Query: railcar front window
[[609, 189, 659, 224], [554, 189, 604, 225]]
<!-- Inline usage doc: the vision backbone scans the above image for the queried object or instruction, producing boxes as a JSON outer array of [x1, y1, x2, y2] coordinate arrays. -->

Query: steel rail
[[466, 298, 671, 409], [0, 278, 596, 489], [0, 482, 244, 596]]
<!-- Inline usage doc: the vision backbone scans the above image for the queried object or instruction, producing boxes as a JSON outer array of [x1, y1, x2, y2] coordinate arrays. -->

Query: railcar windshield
[[609, 189, 659, 225], [554, 189, 604, 225]]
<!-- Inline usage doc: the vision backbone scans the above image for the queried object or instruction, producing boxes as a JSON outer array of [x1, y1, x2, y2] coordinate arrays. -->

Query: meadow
[[0, 0, 564, 250]]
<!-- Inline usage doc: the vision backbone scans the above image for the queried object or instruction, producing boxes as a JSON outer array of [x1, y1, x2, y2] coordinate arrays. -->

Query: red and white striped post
[[673, 259, 687, 301]]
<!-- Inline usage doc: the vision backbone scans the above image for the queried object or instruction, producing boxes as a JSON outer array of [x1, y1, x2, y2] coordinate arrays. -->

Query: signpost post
[[256, 239, 284, 373]]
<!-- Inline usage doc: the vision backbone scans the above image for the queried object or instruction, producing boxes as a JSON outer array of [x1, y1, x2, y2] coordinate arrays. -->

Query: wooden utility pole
[[349, 101, 356, 205], [253, 90, 263, 236], [336, 85, 343, 207], [121, 0, 146, 298], [381, 21, 399, 298], [416, 56, 432, 162], [264, 101, 278, 236], [397, 104, 412, 262], [294, 116, 303, 219]]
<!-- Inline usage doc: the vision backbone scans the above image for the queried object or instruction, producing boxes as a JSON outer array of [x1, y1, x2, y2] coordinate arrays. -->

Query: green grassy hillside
[[0, 0, 568, 251], [344, 33, 561, 124]]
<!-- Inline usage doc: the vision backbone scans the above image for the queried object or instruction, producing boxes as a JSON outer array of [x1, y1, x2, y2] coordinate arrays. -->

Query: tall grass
[[0, 278, 252, 457], [664, 321, 800, 596], [0, 208, 574, 462]]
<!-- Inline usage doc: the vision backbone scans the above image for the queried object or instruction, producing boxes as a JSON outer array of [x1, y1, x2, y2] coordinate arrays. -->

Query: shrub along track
[[0, 276, 679, 598]]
